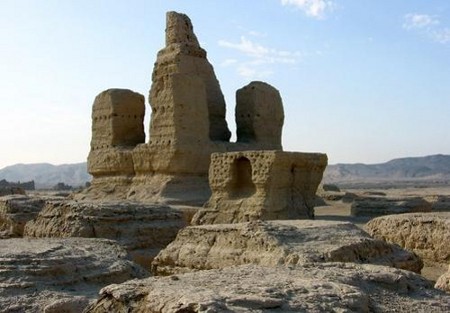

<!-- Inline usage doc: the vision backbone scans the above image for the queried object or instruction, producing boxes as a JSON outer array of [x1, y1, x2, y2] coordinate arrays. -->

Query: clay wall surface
[[90, 89, 145, 150], [236, 81, 284, 149], [192, 150, 328, 224], [88, 89, 145, 177], [150, 11, 230, 142]]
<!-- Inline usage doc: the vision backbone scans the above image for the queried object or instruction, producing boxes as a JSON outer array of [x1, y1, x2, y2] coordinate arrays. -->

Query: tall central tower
[[149, 11, 231, 147]]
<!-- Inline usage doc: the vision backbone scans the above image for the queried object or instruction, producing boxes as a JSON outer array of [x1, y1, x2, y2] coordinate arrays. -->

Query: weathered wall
[[90, 89, 145, 150], [191, 150, 328, 224], [236, 81, 284, 149], [150, 11, 230, 142], [88, 89, 145, 177]]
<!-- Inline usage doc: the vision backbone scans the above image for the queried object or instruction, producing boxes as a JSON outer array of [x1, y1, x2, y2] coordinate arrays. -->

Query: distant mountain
[[0, 162, 91, 189], [1, 154, 449, 189], [324, 154, 450, 186]]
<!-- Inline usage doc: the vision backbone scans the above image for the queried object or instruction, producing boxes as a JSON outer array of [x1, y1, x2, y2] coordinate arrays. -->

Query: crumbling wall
[[88, 89, 145, 177], [191, 151, 328, 224], [90, 89, 145, 150]]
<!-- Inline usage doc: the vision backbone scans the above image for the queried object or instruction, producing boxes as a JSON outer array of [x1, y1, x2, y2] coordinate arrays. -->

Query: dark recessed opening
[[230, 157, 256, 198]]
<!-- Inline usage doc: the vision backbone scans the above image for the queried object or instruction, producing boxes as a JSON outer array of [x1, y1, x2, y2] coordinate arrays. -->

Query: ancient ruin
[[2, 11, 450, 312], [82, 11, 327, 209], [192, 151, 327, 224]]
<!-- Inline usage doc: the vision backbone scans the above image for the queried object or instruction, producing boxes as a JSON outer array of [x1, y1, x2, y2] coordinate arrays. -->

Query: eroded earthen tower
[[84, 11, 327, 216]]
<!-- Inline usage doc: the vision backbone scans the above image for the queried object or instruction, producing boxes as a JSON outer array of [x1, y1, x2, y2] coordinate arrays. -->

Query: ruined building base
[[191, 151, 328, 224], [77, 174, 211, 206]]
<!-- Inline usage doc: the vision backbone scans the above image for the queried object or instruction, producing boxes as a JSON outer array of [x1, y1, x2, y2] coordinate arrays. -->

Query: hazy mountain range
[[324, 154, 450, 187], [0, 154, 449, 189], [0, 163, 91, 189]]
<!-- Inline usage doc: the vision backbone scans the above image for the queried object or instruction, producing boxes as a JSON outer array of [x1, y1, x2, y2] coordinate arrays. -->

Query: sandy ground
[[314, 185, 450, 282]]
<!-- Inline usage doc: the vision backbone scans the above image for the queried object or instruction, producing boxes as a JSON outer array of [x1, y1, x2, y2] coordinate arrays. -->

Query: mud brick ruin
[[4, 11, 450, 312], [84, 11, 327, 219], [192, 151, 327, 223]]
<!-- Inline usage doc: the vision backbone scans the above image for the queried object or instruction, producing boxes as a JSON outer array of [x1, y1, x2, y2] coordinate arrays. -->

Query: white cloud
[[432, 28, 450, 44], [219, 36, 269, 58], [403, 13, 450, 45], [220, 59, 238, 67], [280, 0, 334, 18], [218, 36, 303, 79], [403, 14, 438, 30], [218, 36, 301, 64], [237, 65, 273, 79], [248, 30, 266, 37]]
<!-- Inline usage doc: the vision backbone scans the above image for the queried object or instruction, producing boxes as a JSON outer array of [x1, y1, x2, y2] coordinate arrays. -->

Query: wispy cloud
[[403, 14, 438, 30], [220, 58, 238, 67], [237, 65, 273, 79], [219, 37, 269, 59], [248, 30, 266, 37], [431, 28, 450, 44], [219, 36, 302, 64], [218, 36, 303, 79], [280, 0, 334, 19], [403, 13, 449, 44]]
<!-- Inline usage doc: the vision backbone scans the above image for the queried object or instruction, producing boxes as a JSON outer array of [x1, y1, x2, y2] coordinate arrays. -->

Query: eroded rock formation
[[85, 264, 450, 312], [0, 195, 46, 238], [192, 151, 327, 224], [364, 212, 450, 265], [0, 238, 147, 313], [24, 201, 192, 270], [151, 220, 422, 275]]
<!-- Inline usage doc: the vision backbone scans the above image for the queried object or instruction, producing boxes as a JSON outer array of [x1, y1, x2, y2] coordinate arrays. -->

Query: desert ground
[[316, 184, 450, 281]]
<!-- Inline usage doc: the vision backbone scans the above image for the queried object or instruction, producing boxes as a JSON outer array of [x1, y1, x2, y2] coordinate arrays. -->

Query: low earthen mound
[[85, 263, 450, 313], [364, 212, 450, 265], [151, 220, 422, 275], [24, 200, 190, 269], [0, 238, 147, 313], [0, 195, 46, 238], [351, 196, 431, 217]]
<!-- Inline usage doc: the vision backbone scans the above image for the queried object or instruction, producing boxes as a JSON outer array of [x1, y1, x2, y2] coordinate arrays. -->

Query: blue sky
[[0, 0, 449, 168]]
